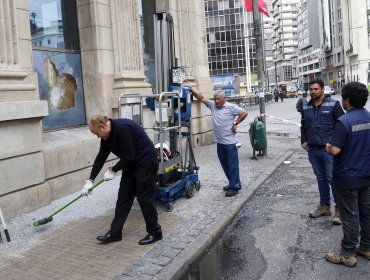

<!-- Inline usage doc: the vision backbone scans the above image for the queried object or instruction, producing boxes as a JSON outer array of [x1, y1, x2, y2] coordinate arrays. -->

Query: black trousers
[[110, 161, 162, 237], [336, 186, 370, 256]]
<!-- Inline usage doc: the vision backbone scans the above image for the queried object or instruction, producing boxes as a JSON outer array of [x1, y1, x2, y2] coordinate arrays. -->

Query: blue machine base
[[156, 172, 200, 211]]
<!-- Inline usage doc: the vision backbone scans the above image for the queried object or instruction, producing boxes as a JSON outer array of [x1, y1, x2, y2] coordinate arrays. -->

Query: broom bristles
[[32, 216, 53, 227]]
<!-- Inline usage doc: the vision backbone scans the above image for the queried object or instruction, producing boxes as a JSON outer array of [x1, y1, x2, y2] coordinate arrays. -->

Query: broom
[[32, 179, 104, 227]]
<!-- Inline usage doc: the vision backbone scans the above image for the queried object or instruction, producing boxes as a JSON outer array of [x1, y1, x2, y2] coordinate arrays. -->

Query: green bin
[[249, 117, 267, 158]]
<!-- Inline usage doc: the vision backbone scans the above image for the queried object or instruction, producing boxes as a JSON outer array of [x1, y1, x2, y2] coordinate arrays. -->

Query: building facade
[[296, 0, 321, 90], [267, 0, 300, 87], [204, 0, 265, 94], [342, 0, 370, 90], [0, 0, 213, 218], [318, 0, 345, 94]]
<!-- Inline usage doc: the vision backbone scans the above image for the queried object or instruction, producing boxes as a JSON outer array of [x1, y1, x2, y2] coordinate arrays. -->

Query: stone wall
[[0, 0, 213, 219]]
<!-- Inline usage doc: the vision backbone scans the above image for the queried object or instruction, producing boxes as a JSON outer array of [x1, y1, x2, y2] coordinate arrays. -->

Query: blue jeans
[[335, 186, 370, 256], [217, 143, 241, 190], [308, 147, 337, 206]]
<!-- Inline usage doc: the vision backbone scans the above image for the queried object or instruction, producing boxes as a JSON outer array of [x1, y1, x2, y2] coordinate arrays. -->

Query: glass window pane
[[29, 0, 80, 51]]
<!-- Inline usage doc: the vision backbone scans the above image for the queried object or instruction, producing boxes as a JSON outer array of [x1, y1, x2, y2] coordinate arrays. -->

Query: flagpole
[[243, 7, 252, 93]]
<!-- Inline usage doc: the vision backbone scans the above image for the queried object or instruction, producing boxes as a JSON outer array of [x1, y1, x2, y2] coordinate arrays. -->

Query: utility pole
[[252, 0, 267, 156]]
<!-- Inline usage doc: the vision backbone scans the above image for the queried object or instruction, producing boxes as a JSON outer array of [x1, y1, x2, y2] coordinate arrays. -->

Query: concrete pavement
[[0, 98, 303, 280]]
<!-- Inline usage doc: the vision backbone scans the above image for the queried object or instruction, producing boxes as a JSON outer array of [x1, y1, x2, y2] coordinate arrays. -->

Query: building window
[[29, 0, 86, 130]]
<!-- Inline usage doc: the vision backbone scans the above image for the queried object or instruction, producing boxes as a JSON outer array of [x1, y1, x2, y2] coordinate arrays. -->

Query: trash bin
[[249, 116, 267, 159]]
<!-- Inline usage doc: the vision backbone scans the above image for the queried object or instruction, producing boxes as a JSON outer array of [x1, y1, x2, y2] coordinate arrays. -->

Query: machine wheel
[[184, 181, 195, 198], [195, 181, 201, 191], [164, 202, 174, 212]]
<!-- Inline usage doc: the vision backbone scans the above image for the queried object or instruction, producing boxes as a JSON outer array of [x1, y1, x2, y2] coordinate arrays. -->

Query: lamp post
[[252, 0, 267, 156], [274, 60, 278, 87]]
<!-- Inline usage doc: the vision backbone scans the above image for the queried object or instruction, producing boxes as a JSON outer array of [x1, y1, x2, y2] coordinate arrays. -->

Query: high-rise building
[[342, 0, 370, 89], [318, 0, 345, 94], [267, 0, 300, 87], [296, 0, 321, 91], [262, 1, 275, 89], [204, 0, 258, 92]]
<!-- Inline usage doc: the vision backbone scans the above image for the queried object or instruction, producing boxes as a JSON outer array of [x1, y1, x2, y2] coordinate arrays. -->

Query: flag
[[244, 0, 270, 17], [258, 0, 269, 17]]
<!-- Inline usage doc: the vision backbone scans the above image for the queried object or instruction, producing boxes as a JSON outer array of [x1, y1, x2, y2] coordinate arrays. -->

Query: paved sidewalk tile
[[0, 210, 182, 280]]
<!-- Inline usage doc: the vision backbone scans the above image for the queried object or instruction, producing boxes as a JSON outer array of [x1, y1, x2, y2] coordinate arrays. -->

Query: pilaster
[[0, 0, 48, 198], [110, 0, 152, 100]]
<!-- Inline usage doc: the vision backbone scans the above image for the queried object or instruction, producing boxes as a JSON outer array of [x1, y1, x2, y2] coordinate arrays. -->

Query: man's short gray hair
[[213, 90, 225, 97]]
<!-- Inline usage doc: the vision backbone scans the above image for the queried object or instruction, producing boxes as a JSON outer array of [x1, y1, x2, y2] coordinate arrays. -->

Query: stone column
[[172, 0, 214, 146], [110, 0, 152, 101], [0, 0, 49, 217]]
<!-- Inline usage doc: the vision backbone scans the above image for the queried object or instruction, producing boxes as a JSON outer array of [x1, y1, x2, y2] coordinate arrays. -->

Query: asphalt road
[[183, 150, 370, 280], [182, 94, 370, 280]]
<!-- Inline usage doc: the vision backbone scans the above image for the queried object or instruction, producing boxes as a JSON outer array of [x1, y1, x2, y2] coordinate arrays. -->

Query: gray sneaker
[[332, 207, 342, 225], [309, 204, 331, 218]]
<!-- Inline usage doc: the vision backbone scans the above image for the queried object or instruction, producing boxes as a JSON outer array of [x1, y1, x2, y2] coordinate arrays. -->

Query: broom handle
[[49, 179, 105, 218], [0, 208, 7, 230]]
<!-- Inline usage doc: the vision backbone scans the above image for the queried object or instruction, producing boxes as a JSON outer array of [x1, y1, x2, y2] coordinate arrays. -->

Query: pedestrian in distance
[[301, 79, 345, 224], [273, 88, 279, 102], [325, 82, 370, 267], [279, 89, 284, 102], [189, 88, 248, 197], [296, 91, 308, 114], [81, 115, 162, 245]]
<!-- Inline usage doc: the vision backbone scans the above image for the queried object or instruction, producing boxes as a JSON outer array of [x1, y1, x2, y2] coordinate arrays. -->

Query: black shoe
[[223, 186, 231, 191], [138, 234, 163, 245], [225, 189, 238, 197], [96, 232, 122, 244]]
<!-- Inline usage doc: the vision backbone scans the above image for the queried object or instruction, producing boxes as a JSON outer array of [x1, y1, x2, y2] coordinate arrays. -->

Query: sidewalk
[[0, 102, 300, 279]]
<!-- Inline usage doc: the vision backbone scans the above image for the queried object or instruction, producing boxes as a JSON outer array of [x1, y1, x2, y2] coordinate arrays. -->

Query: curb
[[116, 150, 294, 280]]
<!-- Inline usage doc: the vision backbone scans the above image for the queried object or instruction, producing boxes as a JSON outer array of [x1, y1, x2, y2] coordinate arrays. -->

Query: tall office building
[[318, 0, 345, 94], [267, 0, 300, 87], [204, 0, 258, 90], [296, 0, 321, 90], [342, 0, 370, 89], [262, 1, 275, 89]]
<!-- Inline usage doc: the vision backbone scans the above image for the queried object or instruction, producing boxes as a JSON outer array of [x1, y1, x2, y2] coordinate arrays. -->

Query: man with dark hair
[[325, 81, 370, 267], [301, 79, 345, 224], [296, 91, 308, 113]]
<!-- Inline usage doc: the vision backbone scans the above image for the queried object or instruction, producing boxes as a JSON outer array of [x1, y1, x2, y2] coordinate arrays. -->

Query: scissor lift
[[118, 90, 200, 212]]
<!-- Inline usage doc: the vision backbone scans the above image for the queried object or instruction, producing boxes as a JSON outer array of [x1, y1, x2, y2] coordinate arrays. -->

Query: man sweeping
[[81, 115, 162, 245]]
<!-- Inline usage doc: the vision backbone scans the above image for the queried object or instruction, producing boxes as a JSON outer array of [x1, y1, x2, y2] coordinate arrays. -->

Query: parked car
[[324, 86, 335, 95], [298, 89, 306, 96]]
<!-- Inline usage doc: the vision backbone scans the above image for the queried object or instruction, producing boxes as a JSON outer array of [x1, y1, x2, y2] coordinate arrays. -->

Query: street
[[182, 95, 370, 280], [1, 95, 369, 280]]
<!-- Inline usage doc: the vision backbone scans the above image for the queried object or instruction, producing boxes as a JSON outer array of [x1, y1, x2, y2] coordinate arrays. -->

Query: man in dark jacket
[[81, 115, 162, 245], [301, 79, 345, 224], [296, 92, 308, 113], [325, 82, 370, 267]]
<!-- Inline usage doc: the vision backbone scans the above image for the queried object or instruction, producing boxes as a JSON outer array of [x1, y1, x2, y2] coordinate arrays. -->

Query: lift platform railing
[[118, 91, 184, 175]]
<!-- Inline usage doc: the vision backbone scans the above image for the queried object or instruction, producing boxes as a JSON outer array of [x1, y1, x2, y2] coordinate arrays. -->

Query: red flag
[[244, 0, 270, 17], [244, 0, 253, 12], [258, 0, 270, 17]]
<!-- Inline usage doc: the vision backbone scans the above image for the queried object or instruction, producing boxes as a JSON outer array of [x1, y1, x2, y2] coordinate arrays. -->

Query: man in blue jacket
[[325, 82, 370, 267], [301, 79, 345, 224]]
